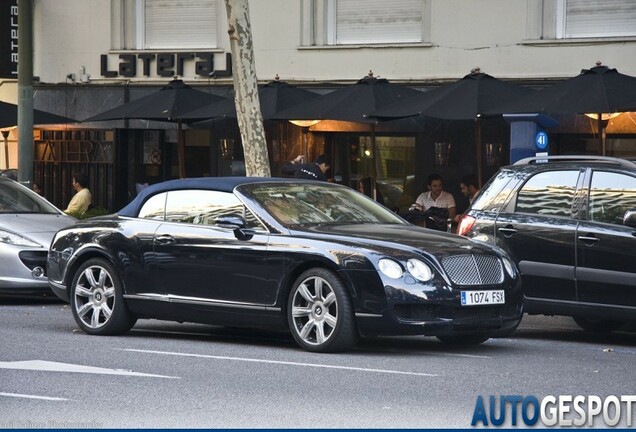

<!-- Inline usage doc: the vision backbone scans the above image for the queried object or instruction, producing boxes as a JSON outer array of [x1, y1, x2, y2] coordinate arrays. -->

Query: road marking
[[0, 392, 68, 401], [0, 360, 178, 379], [432, 352, 491, 359], [121, 348, 438, 377], [130, 328, 290, 343], [131, 328, 216, 338]]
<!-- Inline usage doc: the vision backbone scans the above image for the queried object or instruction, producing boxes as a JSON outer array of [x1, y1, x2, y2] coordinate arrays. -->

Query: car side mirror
[[623, 209, 636, 228], [214, 215, 255, 240]]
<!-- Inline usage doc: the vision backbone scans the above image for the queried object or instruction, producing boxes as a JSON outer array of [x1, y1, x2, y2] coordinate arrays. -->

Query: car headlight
[[502, 256, 516, 278], [378, 258, 403, 279], [407, 259, 433, 282], [0, 229, 41, 247]]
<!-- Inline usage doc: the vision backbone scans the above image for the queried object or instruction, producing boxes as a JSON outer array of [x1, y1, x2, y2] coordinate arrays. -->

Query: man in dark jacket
[[282, 154, 331, 181]]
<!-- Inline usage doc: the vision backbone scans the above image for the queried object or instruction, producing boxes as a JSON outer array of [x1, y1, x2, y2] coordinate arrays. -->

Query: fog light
[[32, 266, 45, 278]]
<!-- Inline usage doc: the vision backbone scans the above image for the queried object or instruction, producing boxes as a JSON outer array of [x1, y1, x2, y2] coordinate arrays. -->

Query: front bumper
[[355, 277, 524, 338], [0, 247, 50, 294]]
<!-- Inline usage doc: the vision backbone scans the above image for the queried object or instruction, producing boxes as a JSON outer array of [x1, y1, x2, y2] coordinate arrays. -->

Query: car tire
[[70, 258, 136, 335], [572, 317, 623, 333], [287, 268, 358, 353], [436, 333, 490, 345]]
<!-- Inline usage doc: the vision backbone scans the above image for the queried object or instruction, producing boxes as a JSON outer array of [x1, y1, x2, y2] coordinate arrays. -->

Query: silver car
[[0, 177, 75, 295]]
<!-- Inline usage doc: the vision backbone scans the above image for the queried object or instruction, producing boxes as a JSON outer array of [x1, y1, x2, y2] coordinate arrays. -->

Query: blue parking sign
[[535, 131, 549, 150]]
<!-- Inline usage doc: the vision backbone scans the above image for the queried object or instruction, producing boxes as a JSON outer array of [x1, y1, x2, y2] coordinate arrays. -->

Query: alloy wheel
[[291, 275, 339, 346], [73, 265, 116, 329]]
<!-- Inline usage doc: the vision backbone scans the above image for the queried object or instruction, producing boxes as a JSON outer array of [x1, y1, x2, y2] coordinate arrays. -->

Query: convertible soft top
[[118, 176, 291, 217]]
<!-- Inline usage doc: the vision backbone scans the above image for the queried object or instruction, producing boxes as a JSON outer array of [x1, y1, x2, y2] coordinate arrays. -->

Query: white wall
[[27, 0, 636, 85], [34, 0, 111, 84]]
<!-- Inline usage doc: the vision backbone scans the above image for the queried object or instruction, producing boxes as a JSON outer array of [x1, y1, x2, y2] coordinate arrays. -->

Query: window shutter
[[145, 0, 217, 49], [336, 0, 423, 44], [565, 0, 636, 38]]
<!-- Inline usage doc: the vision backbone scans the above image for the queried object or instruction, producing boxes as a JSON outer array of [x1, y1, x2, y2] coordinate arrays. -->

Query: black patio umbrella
[[83, 78, 226, 178], [272, 71, 420, 124], [370, 68, 534, 185], [187, 77, 320, 125], [271, 72, 420, 193], [0, 100, 76, 128], [488, 62, 636, 154]]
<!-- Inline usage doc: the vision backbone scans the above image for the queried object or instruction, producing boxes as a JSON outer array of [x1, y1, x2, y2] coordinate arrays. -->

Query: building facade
[[1, 0, 636, 212]]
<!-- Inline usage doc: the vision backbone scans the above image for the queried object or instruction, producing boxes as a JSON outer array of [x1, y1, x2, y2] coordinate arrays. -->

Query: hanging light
[[289, 120, 320, 127], [584, 113, 622, 121]]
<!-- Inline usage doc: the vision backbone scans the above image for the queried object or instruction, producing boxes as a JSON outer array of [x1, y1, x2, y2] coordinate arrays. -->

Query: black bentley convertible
[[47, 177, 522, 352]]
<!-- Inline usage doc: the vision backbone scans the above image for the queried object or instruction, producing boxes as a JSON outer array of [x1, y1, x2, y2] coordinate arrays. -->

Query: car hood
[[296, 224, 498, 257], [0, 213, 76, 247]]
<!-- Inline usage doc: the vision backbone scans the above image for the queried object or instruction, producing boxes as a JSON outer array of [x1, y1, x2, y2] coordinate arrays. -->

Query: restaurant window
[[320, 0, 429, 45], [348, 135, 416, 210], [113, 0, 219, 50], [556, 0, 636, 39]]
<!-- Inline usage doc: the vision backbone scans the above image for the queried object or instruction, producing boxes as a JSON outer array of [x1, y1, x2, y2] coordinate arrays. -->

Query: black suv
[[458, 156, 636, 332]]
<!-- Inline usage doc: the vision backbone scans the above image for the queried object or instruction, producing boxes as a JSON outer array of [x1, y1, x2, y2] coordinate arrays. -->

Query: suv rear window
[[589, 171, 636, 225]]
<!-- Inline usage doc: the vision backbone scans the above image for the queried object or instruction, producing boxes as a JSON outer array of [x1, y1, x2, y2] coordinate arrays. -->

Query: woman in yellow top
[[64, 173, 92, 215]]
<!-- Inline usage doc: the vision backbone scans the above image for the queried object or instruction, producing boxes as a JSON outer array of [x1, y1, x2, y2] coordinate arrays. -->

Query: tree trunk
[[224, 0, 270, 177]]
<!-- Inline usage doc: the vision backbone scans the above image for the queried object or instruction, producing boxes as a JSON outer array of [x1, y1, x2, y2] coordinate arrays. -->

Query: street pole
[[17, 0, 34, 187], [224, 0, 270, 177]]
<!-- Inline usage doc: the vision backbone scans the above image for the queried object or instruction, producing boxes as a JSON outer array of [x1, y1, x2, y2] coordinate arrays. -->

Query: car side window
[[164, 189, 264, 229], [471, 170, 517, 211], [588, 171, 636, 226], [138, 192, 167, 220], [515, 170, 579, 217], [0, 181, 57, 214]]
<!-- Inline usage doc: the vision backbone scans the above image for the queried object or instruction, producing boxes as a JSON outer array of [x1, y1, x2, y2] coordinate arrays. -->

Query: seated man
[[410, 174, 456, 231]]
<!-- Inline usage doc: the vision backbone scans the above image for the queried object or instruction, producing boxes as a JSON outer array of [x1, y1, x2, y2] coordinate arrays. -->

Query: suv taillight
[[457, 215, 476, 237]]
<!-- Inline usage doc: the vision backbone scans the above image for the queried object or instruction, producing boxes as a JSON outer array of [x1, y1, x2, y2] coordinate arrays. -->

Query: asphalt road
[[0, 298, 634, 428]]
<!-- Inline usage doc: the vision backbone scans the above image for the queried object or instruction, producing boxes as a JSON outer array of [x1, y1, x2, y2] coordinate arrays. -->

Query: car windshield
[[0, 180, 61, 214], [241, 182, 406, 227]]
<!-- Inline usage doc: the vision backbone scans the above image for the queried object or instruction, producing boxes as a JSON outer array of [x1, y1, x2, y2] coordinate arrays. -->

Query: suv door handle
[[498, 226, 518, 236], [155, 234, 175, 245], [578, 235, 599, 243]]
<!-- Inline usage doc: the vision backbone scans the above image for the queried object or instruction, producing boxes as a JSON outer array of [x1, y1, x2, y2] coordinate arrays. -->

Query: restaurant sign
[[100, 52, 232, 79]]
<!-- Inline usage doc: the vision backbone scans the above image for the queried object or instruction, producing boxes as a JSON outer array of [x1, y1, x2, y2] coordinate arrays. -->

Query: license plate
[[461, 290, 505, 306]]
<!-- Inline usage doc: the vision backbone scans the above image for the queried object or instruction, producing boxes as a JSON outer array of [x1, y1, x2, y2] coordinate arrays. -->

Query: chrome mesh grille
[[441, 254, 504, 286]]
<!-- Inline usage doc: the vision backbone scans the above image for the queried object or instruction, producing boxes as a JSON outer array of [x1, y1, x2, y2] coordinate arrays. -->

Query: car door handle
[[578, 235, 599, 243], [497, 226, 518, 236], [155, 234, 175, 245]]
